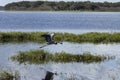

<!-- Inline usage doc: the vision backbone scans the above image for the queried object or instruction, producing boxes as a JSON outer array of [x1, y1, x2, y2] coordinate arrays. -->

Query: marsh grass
[[0, 32, 47, 43], [11, 49, 110, 64], [1, 32, 120, 43], [0, 71, 19, 80]]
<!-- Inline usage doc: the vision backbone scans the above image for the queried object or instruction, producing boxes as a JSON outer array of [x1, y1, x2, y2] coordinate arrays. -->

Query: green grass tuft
[[11, 49, 110, 64], [0, 71, 19, 80], [1, 32, 120, 43]]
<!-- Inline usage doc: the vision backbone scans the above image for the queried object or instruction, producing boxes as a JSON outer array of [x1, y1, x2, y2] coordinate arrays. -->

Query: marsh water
[[0, 42, 120, 80], [0, 11, 120, 80], [0, 11, 120, 33]]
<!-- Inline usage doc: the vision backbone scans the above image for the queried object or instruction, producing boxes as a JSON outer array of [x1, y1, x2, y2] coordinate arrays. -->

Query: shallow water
[[0, 42, 120, 80]]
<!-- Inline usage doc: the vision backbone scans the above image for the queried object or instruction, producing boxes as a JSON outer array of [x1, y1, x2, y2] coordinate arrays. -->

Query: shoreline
[[1, 10, 120, 12], [0, 29, 120, 34]]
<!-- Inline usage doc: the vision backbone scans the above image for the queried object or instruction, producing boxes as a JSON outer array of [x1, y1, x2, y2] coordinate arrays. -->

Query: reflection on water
[[0, 42, 120, 80]]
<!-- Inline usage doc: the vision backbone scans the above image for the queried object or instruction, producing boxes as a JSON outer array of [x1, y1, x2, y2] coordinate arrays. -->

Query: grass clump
[[11, 50, 109, 64], [0, 32, 47, 43], [1, 32, 120, 43], [0, 71, 19, 80], [54, 32, 120, 43]]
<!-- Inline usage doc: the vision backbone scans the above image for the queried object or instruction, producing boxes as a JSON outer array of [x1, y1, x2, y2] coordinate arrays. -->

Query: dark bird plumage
[[40, 33, 62, 48], [41, 34, 56, 44]]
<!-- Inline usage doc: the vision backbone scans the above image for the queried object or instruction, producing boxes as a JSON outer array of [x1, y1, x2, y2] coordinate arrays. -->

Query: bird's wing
[[41, 34, 52, 43]]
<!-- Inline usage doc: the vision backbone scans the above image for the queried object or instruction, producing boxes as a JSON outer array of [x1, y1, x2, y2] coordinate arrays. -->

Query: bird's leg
[[59, 42, 63, 44], [40, 44, 50, 48], [58, 42, 63, 44]]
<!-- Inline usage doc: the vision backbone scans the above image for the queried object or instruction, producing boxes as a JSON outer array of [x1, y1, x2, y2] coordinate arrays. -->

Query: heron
[[40, 32, 62, 48]]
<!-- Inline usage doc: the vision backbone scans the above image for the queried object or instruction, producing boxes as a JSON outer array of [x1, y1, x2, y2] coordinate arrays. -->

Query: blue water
[[0, 11, 120, 33], [0, 11, 120, 80], [0, 42, 120, 80]]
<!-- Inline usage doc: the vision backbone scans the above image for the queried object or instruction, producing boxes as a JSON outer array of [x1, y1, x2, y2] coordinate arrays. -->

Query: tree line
[[4, 1, 120, 11], [0, 6, 4, 10]]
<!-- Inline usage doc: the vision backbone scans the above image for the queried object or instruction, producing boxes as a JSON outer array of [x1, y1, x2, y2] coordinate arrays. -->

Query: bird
[[40, 32, 62, 48], [42, 71, 58, 80]]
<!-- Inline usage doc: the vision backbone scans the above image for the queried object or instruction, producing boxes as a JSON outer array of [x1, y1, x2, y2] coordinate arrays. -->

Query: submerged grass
[[0, 71, 19, 80], [1, 32, 120, 43], [11, 49, 111, 64]]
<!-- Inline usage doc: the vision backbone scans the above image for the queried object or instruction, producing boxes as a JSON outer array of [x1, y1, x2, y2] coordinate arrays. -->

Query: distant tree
[[32, 1, 44, 7], [70, 3, 86, 10], [90, 4, 100, 11], [56, 1, 67, 10], [4, 1, 120, 11], [19, 1, 31, 8]]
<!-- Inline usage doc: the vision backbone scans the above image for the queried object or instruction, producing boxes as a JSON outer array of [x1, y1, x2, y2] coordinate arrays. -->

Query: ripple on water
[[0, 42, 120, 80]]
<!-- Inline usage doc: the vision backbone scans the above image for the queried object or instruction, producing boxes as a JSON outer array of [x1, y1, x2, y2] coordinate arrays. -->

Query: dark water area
[[0, 11, 120, 33]]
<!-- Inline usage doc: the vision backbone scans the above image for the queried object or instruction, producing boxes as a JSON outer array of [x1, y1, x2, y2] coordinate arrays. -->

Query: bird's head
[[48, 32, 54, 37]]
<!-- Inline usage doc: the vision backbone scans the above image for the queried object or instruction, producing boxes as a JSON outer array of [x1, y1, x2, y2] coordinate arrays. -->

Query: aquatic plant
[[1, 32, 120, 43], [0, 71, 19, 80], [55, 32, 120, 43], [11, 49, 110, 64], [0, 32, 46, 43]]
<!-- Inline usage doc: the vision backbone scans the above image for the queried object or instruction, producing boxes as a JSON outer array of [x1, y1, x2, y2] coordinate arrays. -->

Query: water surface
[[0, 11, 120, 80], [0, 42, 120, 80], [0, 12, 120, 33]]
